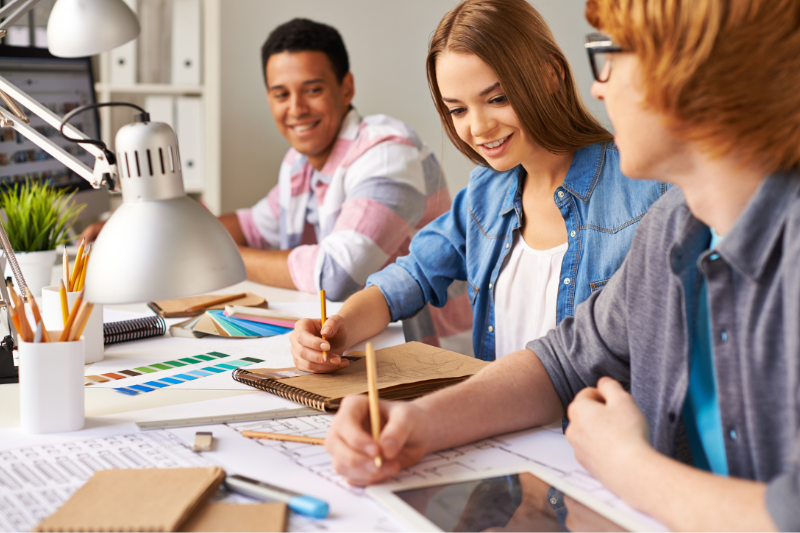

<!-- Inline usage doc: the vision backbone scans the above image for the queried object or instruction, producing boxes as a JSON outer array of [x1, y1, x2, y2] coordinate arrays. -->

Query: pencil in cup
[[42, 285, 105, 362]]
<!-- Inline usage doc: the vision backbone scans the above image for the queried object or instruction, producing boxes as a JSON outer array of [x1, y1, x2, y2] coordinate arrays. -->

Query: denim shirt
[[367, 142, 668, 361]]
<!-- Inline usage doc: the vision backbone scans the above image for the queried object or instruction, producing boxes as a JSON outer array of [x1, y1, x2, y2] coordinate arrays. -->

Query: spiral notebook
[[231, 342, 489, 412], [104, 316, 167, 345]]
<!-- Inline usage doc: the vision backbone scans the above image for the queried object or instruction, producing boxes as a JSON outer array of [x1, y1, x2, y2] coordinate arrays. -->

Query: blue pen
[[225, 474, 329, 519]]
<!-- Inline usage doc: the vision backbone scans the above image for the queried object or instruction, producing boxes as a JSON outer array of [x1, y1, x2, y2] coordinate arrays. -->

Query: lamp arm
[[0, 75, 118, 190], [0, 0, 41, 33]]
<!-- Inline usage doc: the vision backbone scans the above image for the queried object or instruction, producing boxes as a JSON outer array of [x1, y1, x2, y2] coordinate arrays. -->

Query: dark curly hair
[[261, 18, 349, 85]]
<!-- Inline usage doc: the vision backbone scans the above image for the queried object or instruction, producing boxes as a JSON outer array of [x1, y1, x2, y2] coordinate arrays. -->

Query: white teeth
[[294, 124, 314, 132], [484, 136, 508, 149]]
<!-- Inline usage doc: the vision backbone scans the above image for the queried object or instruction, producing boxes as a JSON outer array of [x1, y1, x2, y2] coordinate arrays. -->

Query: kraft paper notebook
[[180, 502, 287, 532], [34, 467, 225, 532], [232, 341, 489, 412]]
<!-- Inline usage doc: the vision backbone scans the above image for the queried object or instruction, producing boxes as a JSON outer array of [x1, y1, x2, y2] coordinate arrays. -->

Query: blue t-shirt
[[682, 229, 729, 475]]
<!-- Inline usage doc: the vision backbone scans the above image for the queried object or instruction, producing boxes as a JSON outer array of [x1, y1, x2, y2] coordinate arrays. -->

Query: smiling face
[[436, 51, 548, 172], [266, 51, 354, 170], [590, 53, 690, 181]]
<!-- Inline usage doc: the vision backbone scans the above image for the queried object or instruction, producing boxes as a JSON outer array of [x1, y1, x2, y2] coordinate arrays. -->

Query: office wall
[[218, 0, 608, 214]]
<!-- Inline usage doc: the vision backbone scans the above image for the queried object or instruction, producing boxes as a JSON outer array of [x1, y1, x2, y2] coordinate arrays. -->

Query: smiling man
[[219, 18, 455, 305]]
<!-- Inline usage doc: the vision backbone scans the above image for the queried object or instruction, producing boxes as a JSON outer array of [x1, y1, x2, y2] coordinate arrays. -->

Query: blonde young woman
[[324, 0, 800, 529], [289, 0, 665, 371]]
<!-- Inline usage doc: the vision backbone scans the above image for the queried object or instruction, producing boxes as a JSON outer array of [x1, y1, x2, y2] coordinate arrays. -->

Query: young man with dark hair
[[220, 18, 454, 304], [83, 19, 469, 348]]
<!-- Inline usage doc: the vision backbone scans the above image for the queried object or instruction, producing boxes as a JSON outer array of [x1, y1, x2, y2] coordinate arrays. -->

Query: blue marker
[[225, 474, 329, 519]]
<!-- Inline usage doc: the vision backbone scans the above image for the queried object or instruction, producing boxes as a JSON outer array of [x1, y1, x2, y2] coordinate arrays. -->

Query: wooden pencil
[[69, 237, 85, 291], [184, 292, 247, 313], [72, 302, 94, 340], [68, 300, 91, 341], [59, 289, 84, 342], [320, 289, 327, 362], [8, 303, 22, 341], [59, 279, 69, 325], [241, 430, 325, 446], [365, 342, 382, 468], [62, 246, 69, 290], [7, 284, 32, 342], [25, 288, 50, 342]]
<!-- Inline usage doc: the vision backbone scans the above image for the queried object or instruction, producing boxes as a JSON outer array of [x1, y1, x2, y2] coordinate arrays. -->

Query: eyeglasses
[[585, 33, 625, 83]]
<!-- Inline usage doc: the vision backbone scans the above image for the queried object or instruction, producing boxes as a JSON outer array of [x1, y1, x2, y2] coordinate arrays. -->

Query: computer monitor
[[0, 45, 100, 192]]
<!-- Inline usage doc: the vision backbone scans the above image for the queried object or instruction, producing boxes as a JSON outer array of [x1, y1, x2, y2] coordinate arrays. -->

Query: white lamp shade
[[84, 196, 247, 304], [47, 0, 140, 58]]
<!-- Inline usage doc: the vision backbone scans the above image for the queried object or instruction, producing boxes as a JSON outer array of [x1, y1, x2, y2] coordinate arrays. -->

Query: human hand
[[289, 315, 350, 373], [79, 221, 106, 243], [565, 377, 652, 489], [326, 395, 431, 486]]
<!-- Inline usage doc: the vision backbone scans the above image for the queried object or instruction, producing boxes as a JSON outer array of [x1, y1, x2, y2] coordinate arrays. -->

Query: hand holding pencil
[[288, 312, 351, 373]]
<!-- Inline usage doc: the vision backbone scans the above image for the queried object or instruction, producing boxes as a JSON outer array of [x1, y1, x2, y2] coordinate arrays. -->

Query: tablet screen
[[394, 472, 625, 532]]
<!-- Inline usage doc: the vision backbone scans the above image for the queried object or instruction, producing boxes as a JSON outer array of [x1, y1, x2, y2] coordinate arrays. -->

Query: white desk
[[0, 278, 664, 532], [0, 279, 342, 428]]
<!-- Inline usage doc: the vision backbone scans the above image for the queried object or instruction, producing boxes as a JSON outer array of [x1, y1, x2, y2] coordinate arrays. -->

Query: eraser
[[192, 431, 213, 452]]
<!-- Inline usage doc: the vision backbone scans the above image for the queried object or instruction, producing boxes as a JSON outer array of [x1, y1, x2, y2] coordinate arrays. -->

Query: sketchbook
[[231, 342, 489, 412]]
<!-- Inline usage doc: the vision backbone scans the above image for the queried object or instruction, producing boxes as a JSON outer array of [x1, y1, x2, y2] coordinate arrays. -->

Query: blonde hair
[[586, 0, 800, 172], [427, 0, 612, 167]]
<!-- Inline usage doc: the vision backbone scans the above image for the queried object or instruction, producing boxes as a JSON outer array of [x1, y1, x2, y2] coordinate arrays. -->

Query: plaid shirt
[[237, 109, 472, 350]]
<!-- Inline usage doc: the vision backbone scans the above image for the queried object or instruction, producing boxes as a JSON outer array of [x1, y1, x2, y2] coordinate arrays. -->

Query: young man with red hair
[[323, 1, 800, 529]]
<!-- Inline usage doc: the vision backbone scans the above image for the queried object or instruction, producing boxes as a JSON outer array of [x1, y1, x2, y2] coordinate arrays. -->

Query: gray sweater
[[529, 170, 800, 531]]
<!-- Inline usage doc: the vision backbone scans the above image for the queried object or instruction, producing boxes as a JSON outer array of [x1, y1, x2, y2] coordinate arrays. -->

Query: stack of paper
[[171, 309, 297, 339]]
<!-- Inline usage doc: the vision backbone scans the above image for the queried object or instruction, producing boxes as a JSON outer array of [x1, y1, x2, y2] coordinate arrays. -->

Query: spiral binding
[[232, 368, 328, 412], [103, 316, 166, 345]]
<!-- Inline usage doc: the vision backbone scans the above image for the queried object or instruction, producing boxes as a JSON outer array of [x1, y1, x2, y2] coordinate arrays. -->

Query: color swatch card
[[84, 351, 266, 395]]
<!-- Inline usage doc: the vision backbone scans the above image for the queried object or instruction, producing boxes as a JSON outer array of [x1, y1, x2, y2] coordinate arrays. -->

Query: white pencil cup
[[41, 285, 104, 364], [19, 332, 85, 433]]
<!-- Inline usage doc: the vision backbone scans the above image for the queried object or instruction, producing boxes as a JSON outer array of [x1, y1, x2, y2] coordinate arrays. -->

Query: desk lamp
[[0, 0, 246, 306]]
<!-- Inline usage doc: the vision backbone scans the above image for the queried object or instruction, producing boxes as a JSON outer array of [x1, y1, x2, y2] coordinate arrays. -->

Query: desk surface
[[0, 279, 321, 428]]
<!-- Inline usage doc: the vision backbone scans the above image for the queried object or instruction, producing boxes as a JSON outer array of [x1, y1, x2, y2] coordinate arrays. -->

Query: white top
[[494, 235, 568, 359]]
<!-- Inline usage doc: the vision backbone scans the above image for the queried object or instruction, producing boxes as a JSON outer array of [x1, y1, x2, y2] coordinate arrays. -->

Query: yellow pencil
[[69, 237, 85, 291], [320, 289, 328, 363], [59, 279, 69, 325], [76, 246, 90, 291], [59, 289, 83, 342], [365, 342, 382, 468]]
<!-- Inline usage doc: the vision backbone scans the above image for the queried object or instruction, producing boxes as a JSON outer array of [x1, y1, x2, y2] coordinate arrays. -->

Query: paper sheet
[[0, 391, 666, 533]]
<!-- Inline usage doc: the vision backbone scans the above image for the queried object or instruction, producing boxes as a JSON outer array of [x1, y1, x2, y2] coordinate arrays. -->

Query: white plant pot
[[6, 249, 57, 298]]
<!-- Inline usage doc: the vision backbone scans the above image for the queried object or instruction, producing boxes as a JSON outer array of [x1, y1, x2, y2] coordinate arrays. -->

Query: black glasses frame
[[585, 33, 625, 83]]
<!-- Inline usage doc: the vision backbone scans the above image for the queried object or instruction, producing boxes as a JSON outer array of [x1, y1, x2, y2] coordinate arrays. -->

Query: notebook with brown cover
[[232, 341, 489, 412]]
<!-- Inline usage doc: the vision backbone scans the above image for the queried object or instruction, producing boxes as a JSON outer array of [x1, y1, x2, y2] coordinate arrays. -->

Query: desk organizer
[[19, 331, 84, 433]]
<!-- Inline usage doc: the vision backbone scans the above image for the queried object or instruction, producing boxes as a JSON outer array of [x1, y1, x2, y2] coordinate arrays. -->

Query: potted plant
[[1, 180, 85, 296]]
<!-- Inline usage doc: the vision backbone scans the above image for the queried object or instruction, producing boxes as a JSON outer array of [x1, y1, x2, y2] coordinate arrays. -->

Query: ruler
[[136, 407, 321, 431]]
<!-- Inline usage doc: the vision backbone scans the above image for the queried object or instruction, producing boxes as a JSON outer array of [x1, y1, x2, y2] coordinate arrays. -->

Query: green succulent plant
[[0, 180, 85, 252]]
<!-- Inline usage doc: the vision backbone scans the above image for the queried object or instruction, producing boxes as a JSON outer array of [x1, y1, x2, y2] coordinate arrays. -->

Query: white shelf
[[95, 83, 204, 96]]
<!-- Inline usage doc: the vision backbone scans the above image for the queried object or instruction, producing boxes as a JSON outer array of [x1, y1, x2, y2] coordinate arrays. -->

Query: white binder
[[171, 0, 202, 85], [109, 0, 137, 84], [176, 96, 204, 190], [144, 96, 175, 128]]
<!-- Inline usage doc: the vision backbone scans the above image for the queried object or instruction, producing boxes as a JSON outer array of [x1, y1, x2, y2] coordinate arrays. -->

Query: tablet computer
[[367, 463, 649, 532]]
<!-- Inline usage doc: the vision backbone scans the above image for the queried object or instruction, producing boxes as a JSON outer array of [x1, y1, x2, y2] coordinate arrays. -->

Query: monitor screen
[[0, 45, 99, 191]]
